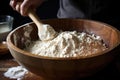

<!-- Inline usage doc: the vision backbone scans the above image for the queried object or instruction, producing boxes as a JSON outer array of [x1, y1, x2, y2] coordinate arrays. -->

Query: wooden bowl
[[6, 19, 120, 80]]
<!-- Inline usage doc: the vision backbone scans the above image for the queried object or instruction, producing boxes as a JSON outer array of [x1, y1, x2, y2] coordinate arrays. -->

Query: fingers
[[15, 3, 21, 13], [9, 0, 28, 16], [9, 0, 17, 10], [9, 0, 44, 16], [20, 0, 38, 16], [20, 0, 31, 16], [9, 0, 21, 14]]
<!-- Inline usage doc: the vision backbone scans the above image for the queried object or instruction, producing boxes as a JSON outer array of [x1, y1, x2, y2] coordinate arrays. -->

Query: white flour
[[4, 66, 28, 80], [38, 24, 57, 41], [25, 31, 108, 58]]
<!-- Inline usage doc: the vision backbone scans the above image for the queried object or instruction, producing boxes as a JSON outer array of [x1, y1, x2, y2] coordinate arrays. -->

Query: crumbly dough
[[25, 31, 107, 58]]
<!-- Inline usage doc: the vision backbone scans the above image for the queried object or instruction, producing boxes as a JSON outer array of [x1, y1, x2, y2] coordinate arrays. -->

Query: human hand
[[9, 0, 45, 16]]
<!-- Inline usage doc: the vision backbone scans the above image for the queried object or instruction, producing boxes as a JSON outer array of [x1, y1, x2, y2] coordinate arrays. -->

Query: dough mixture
[[25, 29, 108, 58]]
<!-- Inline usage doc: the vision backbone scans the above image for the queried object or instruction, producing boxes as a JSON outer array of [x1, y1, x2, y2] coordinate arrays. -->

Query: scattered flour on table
[[4, 66, 28, 80], [25, 31, 108, 58]]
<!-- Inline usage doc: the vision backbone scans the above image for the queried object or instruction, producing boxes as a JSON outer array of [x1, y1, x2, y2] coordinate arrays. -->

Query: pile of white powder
[[25, 31, 108, 58], [4, 66, 28, 80]]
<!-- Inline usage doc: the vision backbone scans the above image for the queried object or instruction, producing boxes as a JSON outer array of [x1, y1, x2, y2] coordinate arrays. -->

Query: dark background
[[0, 0, 120, 31], [0, 0, 59, 29]]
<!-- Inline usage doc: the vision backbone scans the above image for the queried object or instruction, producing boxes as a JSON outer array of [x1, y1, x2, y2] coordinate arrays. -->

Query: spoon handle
[[16, 2, 43, 29], [28, 9, 43, 29]]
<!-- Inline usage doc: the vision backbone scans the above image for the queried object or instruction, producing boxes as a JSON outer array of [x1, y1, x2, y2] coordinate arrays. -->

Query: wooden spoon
[[16, 2, 57, 41], [27, 9, 57, 41], [27, 9, 43, 30]]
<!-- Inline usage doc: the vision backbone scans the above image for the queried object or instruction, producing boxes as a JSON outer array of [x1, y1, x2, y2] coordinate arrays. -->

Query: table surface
[[0, 53, 45, 80], [0, 52, 120, 80]]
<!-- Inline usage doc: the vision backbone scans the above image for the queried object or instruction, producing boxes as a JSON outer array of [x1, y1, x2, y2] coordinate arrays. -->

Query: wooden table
[[0, 52, 120, 80], [0, 53, 44, 80]]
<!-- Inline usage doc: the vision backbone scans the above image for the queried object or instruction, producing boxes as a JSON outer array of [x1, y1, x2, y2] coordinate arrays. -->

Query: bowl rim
[[6, 19, 120, 60]]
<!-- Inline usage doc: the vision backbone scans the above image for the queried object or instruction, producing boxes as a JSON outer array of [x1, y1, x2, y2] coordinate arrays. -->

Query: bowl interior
[[8, 19, 120, 58]]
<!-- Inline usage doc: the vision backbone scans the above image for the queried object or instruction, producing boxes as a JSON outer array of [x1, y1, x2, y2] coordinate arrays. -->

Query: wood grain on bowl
[[6, 19, 120, 80]]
